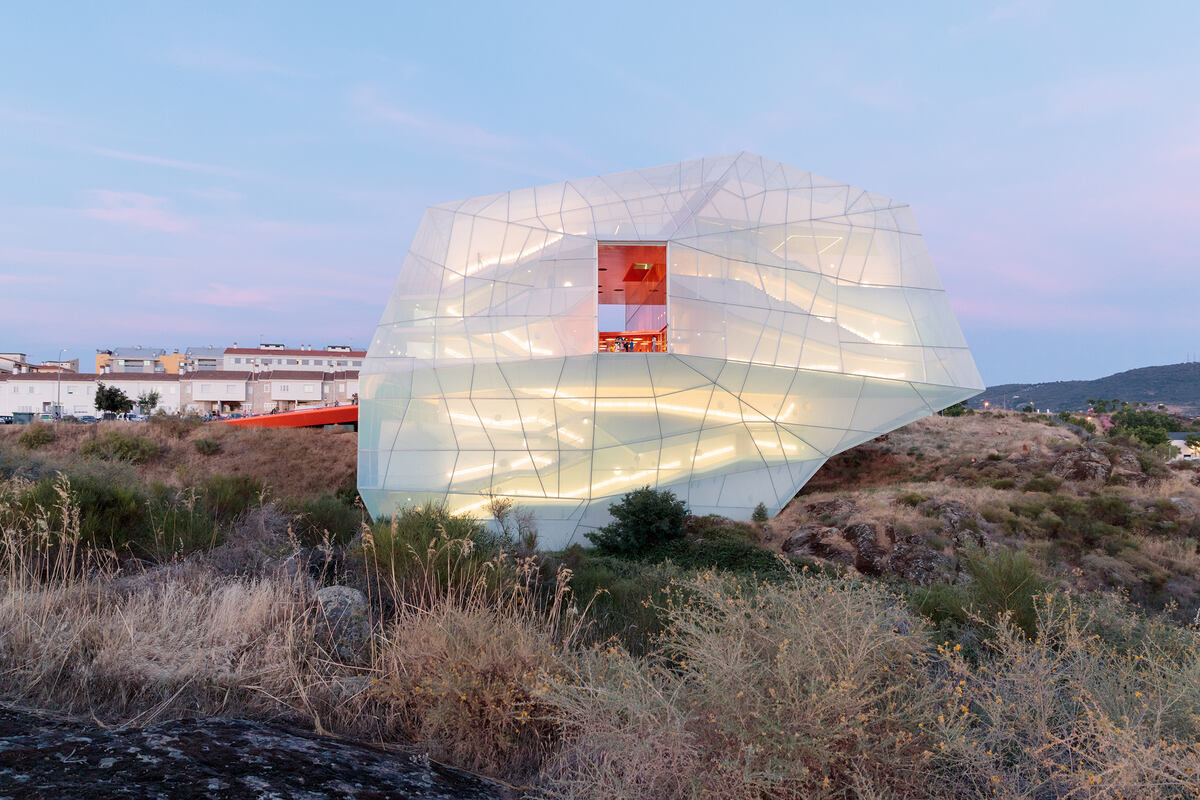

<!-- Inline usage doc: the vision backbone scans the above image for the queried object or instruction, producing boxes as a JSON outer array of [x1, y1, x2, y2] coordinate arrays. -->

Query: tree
[[751, 502, 769, 523], [1186, 434, 1200, 454], [1021, 405, 1034, 413], [939, 401, 966, 417], [94, 383, 133, 416], [137, 390, 160, 414], [586, 486, 689, 557]]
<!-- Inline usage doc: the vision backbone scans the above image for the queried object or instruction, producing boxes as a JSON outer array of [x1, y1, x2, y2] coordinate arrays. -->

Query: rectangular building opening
[[597, 242, 668, 353]]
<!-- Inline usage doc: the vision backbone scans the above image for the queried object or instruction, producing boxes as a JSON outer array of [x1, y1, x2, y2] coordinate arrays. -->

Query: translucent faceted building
[[359, 153, 983, 548]]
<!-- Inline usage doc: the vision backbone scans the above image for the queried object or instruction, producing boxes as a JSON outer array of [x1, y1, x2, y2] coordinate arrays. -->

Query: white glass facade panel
[[361, 153, 984, 548]]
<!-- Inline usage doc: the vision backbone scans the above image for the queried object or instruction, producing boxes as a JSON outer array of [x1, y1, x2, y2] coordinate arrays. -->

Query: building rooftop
[[225, 347, 366, 358]]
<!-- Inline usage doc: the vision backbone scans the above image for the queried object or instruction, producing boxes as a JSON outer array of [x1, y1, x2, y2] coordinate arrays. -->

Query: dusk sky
[[2, 2, 1198, 384]]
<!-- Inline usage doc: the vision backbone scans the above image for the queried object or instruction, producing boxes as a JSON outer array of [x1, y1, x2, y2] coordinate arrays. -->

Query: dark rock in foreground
[[0, 706, 511, 800]]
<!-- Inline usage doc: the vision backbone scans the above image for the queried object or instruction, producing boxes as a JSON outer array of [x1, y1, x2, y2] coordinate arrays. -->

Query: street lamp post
[[55, 348, 67, 421]]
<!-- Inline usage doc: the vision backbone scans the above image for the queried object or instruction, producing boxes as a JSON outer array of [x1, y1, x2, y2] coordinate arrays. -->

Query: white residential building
[[222, 345, 365, 373], [0, 372, 102, 416], [97, 373, 183, 414]]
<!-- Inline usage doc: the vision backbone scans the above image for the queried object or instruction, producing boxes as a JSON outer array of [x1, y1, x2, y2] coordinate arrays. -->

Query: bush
[[286, 492, 363, 547], [751, 502, 769, 523], [542, 570, 940, 798], [963, 547, 1045, 637], [897, 491, 927, 507], [193, 438, 222, 456], [202, 474, 265, 521], [1022, 475, 1060, 493], [18, 426, 55, 450], [586, 487, 688, 558], [365, 503, 493, 604], [80, 431, 162, 464]]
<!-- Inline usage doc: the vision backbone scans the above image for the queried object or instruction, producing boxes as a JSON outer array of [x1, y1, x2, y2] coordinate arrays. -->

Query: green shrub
[[19, 473, 148, 551], [193, 438, 222, 456], [549, 546, 679, 653], [586, 487, 688, 558], [990, 478, 1017, 490], [286, 492, 363, 547], [365, 503, 492, 603], [202, 474, 265, 520], [964, 548, 1045, 637], [751, 502, 769, 523], [646, 523, 786, 577], [1022, 475, 1061, 493], [986, 453, 1004, 462], [18, 425, 55, 450], [897, 491, 927, 507], [80, 431, 162, 464], [1086, 494, 1133, 527]]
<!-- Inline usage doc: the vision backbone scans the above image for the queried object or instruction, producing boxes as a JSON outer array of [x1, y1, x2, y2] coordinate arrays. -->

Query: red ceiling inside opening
[[597, 243, 667, 306]]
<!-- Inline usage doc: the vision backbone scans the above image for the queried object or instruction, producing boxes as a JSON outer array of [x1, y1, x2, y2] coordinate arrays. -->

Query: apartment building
[[0, 372, 102, 416], [98, 372, 184, 414], [222, 345, 365, 372], [95, 347, 171, 374], [0, 353, 26, 374]]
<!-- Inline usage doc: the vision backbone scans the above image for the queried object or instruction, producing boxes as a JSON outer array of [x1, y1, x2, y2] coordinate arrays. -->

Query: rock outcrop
[[0, 705, 510, 799], [315, 585, 371, 665], [1051, 447, 1114, 482]]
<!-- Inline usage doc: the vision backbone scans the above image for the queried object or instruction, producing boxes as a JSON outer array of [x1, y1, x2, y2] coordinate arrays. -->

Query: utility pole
[[55, 347, 67, 420]]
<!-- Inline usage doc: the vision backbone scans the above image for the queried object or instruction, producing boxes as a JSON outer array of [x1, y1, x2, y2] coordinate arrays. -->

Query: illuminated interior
[[597, 243, 668, 352]]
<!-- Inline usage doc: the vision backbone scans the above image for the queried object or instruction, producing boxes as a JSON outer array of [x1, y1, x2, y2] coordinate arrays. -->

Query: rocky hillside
[[971, 361, 1200, 414], [765, 411, 1200, 617]]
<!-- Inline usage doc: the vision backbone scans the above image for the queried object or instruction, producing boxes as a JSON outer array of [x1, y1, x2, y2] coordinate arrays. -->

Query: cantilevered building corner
[[359, 153, 983, 548]]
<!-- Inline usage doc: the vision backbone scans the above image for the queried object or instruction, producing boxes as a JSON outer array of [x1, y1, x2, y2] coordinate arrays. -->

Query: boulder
[[887, 534, 951, 585], [1168, 497, 1198, 518], [804, 497, 857, 522], [782, 525, 855, 567], [917, 499, 988, 547], [1051, 447, 1113, 482], [315, 586, 370, 664], [843, 522, 890, 575]]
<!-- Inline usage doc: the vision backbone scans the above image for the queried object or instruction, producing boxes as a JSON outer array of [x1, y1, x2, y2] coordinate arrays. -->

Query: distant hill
[[970, 362, 1200, 415]]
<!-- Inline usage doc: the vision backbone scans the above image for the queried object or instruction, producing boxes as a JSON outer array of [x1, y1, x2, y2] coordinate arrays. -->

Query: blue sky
[[2, 1, 1198, 384]]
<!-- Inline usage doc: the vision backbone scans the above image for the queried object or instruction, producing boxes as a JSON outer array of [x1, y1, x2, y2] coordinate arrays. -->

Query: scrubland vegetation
[[2, 414, 1200, 798]]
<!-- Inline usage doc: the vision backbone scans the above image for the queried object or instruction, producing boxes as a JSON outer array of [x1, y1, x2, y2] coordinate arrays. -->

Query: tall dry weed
[[935, 593, 1200, 798], [542, 567, 944, 799]]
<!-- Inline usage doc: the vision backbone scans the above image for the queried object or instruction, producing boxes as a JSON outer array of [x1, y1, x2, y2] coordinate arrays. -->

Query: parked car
[[0, 415, 13, 425], [77, 415, 98, 424]]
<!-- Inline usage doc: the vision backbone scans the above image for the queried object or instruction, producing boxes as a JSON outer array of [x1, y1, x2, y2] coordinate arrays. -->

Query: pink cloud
[[81, 191, 191, 232]]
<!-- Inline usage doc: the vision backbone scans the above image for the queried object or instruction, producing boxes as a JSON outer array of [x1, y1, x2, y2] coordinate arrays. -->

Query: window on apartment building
[[287, 359, 298, 365], [352, 361, 362, 366], [234, 358, 242, 364], [337, 360, 347, 366], [301, 359, 309, 365], [304, 384, 314, 393], [337, 383, 345, 392], [201, 384, 211, 392], [279, 384, 289, 391], [225, 384, 235, 392]]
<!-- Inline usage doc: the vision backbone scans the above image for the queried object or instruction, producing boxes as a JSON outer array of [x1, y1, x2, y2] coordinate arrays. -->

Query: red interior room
[[597, 243, 667, 353]]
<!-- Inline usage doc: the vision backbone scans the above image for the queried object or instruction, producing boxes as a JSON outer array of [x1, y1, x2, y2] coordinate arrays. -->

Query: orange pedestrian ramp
[[220, 405, 358, 429]]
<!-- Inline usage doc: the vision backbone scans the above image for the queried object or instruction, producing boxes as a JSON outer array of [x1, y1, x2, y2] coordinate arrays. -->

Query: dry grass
[[3, 474, 1200, 797], [0, 420, 356, 501], [541, 569, 942, 799]]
